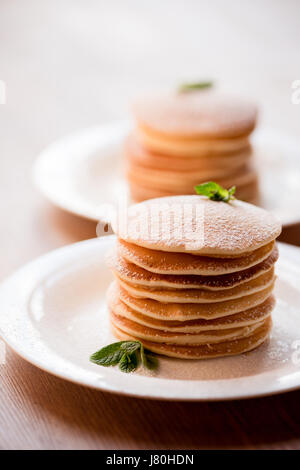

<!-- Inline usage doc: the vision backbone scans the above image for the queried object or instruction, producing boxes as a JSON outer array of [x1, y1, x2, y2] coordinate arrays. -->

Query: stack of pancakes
[[107, 195, 281, 359], [124, 91, 259, 203]]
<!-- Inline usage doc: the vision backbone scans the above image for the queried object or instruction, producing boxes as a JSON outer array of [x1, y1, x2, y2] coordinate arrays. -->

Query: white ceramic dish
[[33, 121, 300, 225], [0, 237, 300, 401]]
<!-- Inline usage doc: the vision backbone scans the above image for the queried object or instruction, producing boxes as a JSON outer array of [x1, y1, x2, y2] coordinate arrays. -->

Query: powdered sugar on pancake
[[133, 91, 257, 139], [113, 196, 281, 255]]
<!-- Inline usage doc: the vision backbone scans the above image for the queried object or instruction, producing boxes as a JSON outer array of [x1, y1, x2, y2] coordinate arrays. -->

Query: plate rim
[[0, 237, 300, 401], [32, 121, 131, 222]]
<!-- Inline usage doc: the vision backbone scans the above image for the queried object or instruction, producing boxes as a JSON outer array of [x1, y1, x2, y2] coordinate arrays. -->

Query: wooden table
[[0, 0, 300, 450]]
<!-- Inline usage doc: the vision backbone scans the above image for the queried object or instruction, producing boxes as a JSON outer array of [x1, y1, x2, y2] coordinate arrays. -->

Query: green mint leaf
[[140, 344, 158, 370], [90, 340, 158, 373], [179, 81, 213, 93], [119, 352, 138, 373], [144, 354, 159, 370], [120, 341, 141, 354], [228, 186, 236, 197], [90, 341, 128, 366], [140, 344, 147, 367], [195, 181, 236, 203]]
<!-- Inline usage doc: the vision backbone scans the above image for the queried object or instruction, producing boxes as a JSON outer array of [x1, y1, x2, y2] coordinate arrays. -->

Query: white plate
[[0, 236, 300, 401], [33, 121, 300, 225]]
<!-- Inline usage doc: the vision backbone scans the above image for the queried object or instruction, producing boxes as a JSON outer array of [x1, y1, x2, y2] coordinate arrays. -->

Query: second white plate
[[33, 121, 300, 225]]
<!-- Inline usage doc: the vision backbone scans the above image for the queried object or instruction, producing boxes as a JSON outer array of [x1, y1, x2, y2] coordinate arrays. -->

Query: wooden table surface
[[0, 0, 300, 450]]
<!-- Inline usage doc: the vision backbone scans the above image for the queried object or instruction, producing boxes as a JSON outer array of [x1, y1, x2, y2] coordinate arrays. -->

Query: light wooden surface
[[0, 0, 300, 450]]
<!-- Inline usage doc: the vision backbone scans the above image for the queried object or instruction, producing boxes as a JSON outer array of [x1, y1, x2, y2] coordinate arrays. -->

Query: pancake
[[136, 127, 251, 157], [127, 173, 259, 205], [108, 245, 278, 290], [133, 91, 257, 140], [125, 135, 252, 169], [117, 239, 275, 275], [129, 186, 173, 203], [117, 281, 275, 320], [113, 196, 281, 256], [244, 197, 260, 206], [128, 177, 259, 204], [233, 177, 260, 201], [107, 283, 275, 332], [110, 310, 266, 345], [111, 316, 272, 359], [126, 161, 257, 193], [126, 159, 252, 187], [117, 268, 275, 303]]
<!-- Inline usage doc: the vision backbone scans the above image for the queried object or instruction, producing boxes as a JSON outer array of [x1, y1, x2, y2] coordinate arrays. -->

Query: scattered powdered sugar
[[135, 281, 300, 381], [267, 339, 290, 362]]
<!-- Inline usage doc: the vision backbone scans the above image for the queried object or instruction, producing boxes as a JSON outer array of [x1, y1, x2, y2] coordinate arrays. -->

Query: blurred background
[[1, 0, 300, 451], [0, 0, 299, 276]]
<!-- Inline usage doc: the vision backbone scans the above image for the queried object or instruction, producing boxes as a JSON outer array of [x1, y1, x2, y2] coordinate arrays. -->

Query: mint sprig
[[195, 181, 236, 203], [119, 351, 138, 373], [140, 343, 158, 370], [90, 340, 158, 373], [179, 81, 213, 93]]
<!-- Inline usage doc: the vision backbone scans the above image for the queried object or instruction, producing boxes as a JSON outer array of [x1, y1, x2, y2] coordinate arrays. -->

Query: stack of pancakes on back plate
[[124, 90, 259, 203], [107, 195, 281, 359]]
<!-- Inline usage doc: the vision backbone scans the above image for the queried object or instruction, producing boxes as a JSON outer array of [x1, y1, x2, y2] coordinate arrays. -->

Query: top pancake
[[113, 195, 282, 256], [133, 91, 257, 139]]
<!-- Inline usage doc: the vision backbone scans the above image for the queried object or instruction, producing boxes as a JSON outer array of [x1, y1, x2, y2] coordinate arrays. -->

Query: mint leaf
[[195, 181, 236, 203], [140, 344, 158, 371], [90, 340, 158, 373], [179, 81, 213, 93], [227, 186, 236, 200], [119, 352, 138, 373], [144, 354, 159, 370], [90, 341, 126, 366], [140, 344, 147, 367], [120, 341, 141, 354]]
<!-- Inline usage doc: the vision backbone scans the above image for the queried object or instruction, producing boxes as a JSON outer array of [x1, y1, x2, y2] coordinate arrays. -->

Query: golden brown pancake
[[128, 182, 174, 201], [116, 281, 275, 320], [113, 196, 281, 256], [125, 135, 252, 168], [110, 310, 266, 345], [128, 177, 259, 204], [126, 160, 252, 188], [108, 245, 278, 290], [117, 268, 275, 303], [233, 177, 260, 201], [107, 283, 275, 332], [117, 239, 275, 275], [136, 128, 251, 157], [111, 316, 272, 359], [126, 161, 257, 194]]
